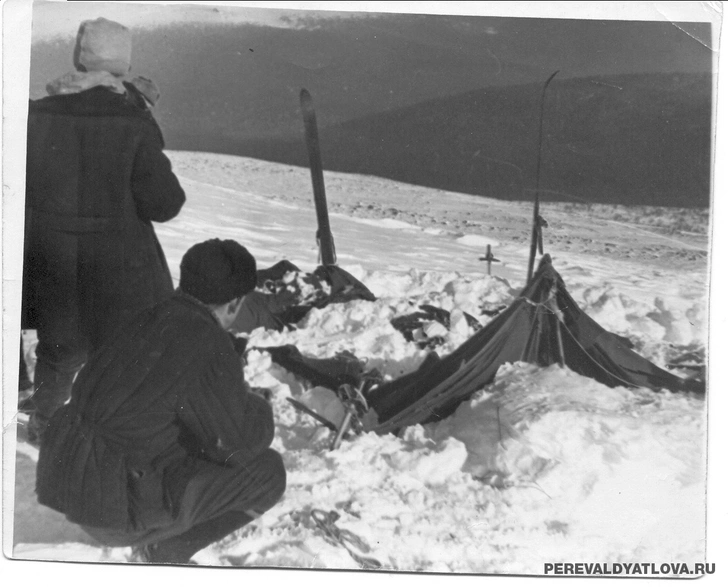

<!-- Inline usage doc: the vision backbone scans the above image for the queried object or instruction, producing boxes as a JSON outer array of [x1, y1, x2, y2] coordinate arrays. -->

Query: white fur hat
[[74, 18, 132, 77]]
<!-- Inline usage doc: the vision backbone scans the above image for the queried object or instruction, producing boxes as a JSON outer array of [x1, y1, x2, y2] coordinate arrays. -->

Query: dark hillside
[[196, 73, 711, 208]]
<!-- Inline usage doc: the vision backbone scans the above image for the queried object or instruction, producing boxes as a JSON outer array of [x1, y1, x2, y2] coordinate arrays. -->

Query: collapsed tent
[[262, 87, 704, 439], [365, 255, 704, 435]]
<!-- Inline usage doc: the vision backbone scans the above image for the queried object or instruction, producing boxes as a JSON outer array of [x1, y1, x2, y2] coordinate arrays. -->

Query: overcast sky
[[26, 1, 720, 43], [29, 1, 310, 40]]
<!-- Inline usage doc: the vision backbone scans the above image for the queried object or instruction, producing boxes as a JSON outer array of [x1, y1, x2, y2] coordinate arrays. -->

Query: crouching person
[[35, 239, 286, 565]]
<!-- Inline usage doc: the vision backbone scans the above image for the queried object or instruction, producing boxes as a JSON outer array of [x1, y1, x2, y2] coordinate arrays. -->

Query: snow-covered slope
[[11, 152, 708, 575]]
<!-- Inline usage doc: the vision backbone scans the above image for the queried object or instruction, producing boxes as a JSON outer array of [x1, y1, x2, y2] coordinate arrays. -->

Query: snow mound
[[455, 234, 500, 248], [428, 363, 706, 569]]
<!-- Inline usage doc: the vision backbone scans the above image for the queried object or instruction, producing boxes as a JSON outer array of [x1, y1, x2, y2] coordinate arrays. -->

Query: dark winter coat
[[22, 86, 186, 347], [36, 292, 276, 532]]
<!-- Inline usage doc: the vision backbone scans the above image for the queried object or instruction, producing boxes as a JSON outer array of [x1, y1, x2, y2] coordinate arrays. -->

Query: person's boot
[[132, 511, 255, 564], [26, 411, 50, 448], [18, 395, 36, 415], [24, 361, 77, 447], [18, 336, 34, 406]]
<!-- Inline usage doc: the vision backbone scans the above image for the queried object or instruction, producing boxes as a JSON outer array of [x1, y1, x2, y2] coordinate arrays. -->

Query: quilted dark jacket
[[36, 292, 276, 531], [22, 86, 186, 347]]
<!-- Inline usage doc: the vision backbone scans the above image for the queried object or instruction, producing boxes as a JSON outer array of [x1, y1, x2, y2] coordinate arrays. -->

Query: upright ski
[[298, 88, 377, 304], [300, 88, 337, 266], [526, 70, 559, 283]]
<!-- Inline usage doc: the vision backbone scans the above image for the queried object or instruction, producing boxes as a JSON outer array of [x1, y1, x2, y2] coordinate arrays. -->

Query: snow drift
[[11, 152, 708, 576]]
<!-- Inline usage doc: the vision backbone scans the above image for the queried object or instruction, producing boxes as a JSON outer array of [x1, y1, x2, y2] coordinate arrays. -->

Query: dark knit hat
[[180, 239, 257, 304]]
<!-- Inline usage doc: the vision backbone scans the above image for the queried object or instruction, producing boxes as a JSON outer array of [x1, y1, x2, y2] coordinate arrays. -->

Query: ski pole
[[330, 406, 355, 451]]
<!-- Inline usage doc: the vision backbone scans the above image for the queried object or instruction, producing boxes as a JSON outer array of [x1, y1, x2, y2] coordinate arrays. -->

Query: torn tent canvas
[[230, 260, 376, 334], [259, 344, 382, 392], [390, 303, 483, 349], [366, 255, 703, 435]]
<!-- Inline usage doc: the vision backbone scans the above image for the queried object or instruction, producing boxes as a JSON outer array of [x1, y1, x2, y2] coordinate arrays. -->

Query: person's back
[[25, 87, 183, 343], [36, 239, 286, 564], [22, 18, 186, 441], [37, 292, 276, 531]]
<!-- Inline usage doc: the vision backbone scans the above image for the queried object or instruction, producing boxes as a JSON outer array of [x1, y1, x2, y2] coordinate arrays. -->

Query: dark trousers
[[24, 227, 89, 421], [32, 330, 88, 420], [19, 334, 33, 391], [82, 448, 286, 563]]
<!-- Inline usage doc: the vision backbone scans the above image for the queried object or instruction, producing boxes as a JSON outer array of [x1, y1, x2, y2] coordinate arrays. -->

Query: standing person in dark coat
[[36, 239, 286, 565], [22, 17, 186, 442]]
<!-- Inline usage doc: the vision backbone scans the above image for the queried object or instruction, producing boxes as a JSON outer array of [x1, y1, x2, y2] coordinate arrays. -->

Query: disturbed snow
[[12, 152, 708, 575]]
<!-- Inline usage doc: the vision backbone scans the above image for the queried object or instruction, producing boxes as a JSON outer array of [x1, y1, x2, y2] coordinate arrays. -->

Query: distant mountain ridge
[[165, 72, 711, 208], [28, 16, 712, 207]]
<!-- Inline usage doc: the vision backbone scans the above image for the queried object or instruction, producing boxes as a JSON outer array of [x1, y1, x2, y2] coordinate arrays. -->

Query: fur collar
[[46, 71, 161, 108], [46, 70, 128, 97]]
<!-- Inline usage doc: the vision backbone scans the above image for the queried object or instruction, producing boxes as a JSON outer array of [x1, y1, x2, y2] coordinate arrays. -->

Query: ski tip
[[300, 88, 312, 102]]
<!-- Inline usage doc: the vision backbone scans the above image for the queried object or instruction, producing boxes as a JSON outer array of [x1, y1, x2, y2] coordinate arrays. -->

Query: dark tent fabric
[[257, 260, 302, 286], [366, 255, 704, 435], [230, 261, 304, 334], [391, 304, 482, 349], [260, 344, 381, 391], [313, 265, 377, 305], [256, 261, 376, 305], [230, 261, 376, 335], [231, 291, 287, 334]]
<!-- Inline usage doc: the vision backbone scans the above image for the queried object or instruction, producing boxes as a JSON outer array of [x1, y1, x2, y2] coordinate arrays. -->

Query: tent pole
[[526, 71, 558, 283], [554, 316, 566, 368], [546, 288, 566, 367]]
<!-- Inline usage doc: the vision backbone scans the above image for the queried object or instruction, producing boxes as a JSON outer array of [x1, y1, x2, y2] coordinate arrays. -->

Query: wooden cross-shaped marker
[[479, 244, 501, 275]]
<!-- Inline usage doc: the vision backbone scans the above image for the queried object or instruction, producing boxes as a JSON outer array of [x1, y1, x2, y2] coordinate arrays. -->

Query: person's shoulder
[[29, 87, 154, 122], [148, 295, 237, 368], [158, 294, 225, 337], [118, 296, 220, 363], [28, 94, 65, 113]]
